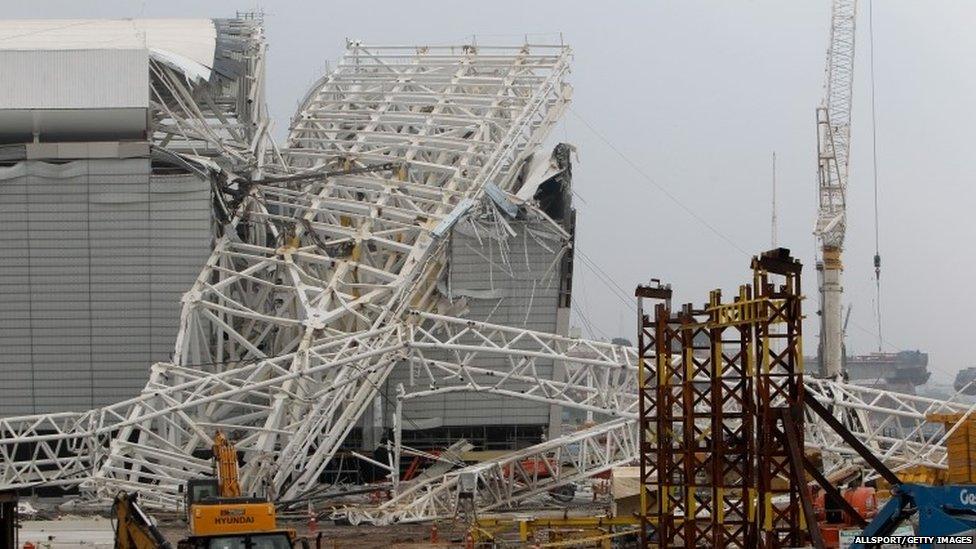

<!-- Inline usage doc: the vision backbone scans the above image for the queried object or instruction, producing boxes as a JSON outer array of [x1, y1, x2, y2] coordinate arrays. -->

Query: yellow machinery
[[115, 431, 301, 549], [927, 412, 976, 484], [112, 492, 173, 549], [181, 430, 298, 547]]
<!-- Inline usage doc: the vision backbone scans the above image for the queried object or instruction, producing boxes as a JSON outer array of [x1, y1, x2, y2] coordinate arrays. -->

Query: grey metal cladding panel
[[93, 384, 151, 395], [91, 310, 152, 323], [0, 353, 31, 365], [150, 219, 211, 231], [0, 302, 30, 315], [0, 160, 211, 414], [147, 230, 211, 243], [0, 403, 35, 416], [0, 308, 86, 321], [15, 255, 85, 268], [83, 254, 151, 267], [402, 402, 548, 426], [0, 364, 32, 378], [393, 221, 566, 428], [151, 189, 209, 210], [0, 264, 29, 277], [89, 158, 150, 176], [0, 356, 31, 367], [0, 184, 27, 198], [34, 400, 92, 414], [150, 173, 209, 190], [0, 49, 149, 110], [150, 249, 211, 261], [89, 268, 153, 281], [0, 325, 30, 336], [0, 253, 28, 266], [89, 222, 151, 235], [0, 390, 32, 401]]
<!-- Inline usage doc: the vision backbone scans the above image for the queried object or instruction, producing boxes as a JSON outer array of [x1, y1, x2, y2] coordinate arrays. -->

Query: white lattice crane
[[817, 0, 858, 378]]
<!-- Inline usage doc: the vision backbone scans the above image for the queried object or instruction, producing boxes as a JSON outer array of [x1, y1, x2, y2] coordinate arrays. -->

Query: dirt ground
[[158, 520, 470, 548], [18, 517, 468, 549]]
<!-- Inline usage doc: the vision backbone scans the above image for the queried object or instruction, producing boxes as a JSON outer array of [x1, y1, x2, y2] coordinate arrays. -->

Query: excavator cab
[[186, 479, 220, 509]]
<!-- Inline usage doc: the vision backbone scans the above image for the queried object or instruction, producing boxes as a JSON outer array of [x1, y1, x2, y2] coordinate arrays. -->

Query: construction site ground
[[17, 517, 469, 548]]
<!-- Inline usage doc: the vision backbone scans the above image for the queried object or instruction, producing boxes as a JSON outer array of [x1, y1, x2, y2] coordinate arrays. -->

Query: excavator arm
[[113, 492, 173, 549], [213, 430, 242, 498]]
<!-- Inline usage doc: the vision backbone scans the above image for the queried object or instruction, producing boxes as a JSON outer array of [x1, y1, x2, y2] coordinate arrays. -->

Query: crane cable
[[869, 0, 883, 352]]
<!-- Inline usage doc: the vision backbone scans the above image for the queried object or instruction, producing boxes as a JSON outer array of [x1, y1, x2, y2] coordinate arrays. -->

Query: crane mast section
[[817, 0, 857, 249]]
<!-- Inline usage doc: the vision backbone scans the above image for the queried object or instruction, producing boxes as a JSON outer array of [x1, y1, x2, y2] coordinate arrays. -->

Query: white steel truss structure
[[0, 27, 971, 524], [400, 312, 638, 418], [352, 418, 638, 525], [0, 39, 576, 509], [150, 16, 270, 170], [356, 345, 975, 524]]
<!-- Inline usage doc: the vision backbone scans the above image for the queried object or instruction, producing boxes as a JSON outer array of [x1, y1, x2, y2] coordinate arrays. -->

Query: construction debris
[[1, 9, 976, 549]]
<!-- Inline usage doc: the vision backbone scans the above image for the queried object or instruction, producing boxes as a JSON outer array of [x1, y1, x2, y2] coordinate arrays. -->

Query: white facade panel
[[0, 158, 211, 414], [0, 49, 149, 110], [0, 19, 217, 80]]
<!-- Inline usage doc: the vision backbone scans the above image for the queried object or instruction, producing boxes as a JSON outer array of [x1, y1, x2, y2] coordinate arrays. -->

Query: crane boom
[[817, 0, 858, 378]]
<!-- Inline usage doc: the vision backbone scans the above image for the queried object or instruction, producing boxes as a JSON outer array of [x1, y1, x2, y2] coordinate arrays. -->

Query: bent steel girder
[[401, 311, 639, 418], [804, 377, 975, 476], [350, 417, 638, 525], [397, 315, 967, 478], [258, 43, 574, 500], [0, 42, 574, 507], [1, 317, 970, 509], [1, 324, 406, 507], [150, 18, 269, 169], [361, 376, 971, 524]]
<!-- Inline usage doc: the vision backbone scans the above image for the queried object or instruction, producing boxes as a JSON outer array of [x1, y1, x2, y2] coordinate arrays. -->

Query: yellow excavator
[[112, 491, 173, 549], [114, 431, 302, 549]]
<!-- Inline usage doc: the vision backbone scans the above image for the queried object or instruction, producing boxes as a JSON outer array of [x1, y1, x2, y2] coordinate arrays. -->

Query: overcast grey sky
[[8, 1, 975, 383]]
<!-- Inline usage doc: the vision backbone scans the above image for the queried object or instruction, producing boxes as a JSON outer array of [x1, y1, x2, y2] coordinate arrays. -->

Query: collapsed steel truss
[[150, 17, 270, 169], [1, 23, 974, 527], [0, 39, 576, 508]]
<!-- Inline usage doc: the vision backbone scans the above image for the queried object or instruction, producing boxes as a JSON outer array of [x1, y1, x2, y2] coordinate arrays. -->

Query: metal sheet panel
[[384, 220, 564, 431], [0, 19, 217, 79], [0, 158, 211, 415], [0, 49, 148, 110]]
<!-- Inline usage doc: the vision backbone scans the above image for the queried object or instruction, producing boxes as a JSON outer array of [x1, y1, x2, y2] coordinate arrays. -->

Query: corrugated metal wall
[[0, 159, 211, 414], [381, 220, 564, 429], [0, 49, 148, 110]]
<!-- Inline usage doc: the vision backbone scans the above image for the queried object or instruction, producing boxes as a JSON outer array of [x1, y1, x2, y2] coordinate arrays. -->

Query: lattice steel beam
[[348, 417, 638, 525]]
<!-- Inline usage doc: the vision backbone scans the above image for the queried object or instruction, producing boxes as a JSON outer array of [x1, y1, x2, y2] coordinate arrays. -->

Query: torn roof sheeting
[[515, 143, 575, 202], [0, 19, 218, 82]]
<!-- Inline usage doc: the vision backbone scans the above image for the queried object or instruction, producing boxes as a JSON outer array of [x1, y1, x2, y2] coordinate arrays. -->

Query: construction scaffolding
[[637, 249, 811, 548]]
